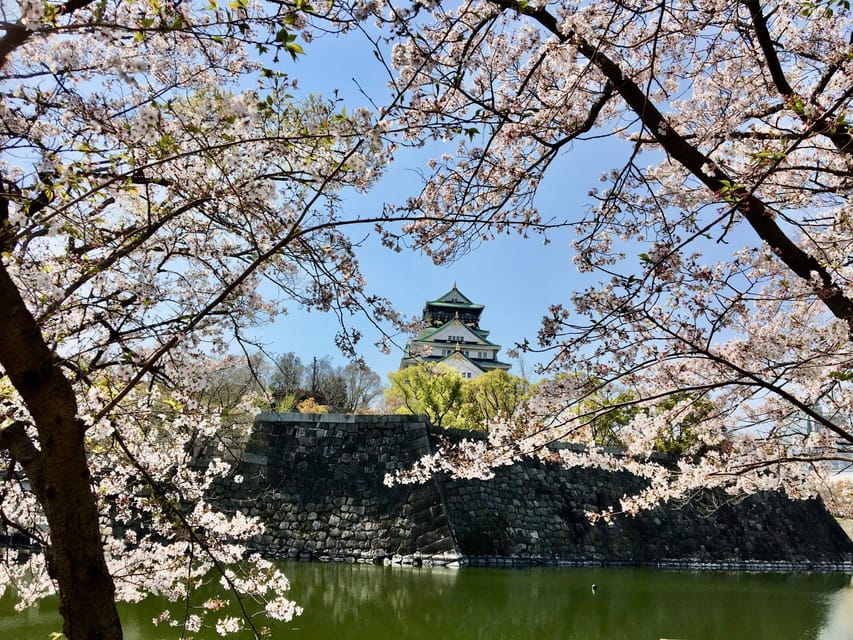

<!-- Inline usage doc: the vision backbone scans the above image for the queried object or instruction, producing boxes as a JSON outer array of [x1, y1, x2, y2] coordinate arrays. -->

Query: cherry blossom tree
[[0, 0, 411, 637], [373, 0, 853, 513], [3, 0, 850, 634]]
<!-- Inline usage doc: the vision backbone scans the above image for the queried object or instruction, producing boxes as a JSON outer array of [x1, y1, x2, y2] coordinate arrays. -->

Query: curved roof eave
[[415, 318, 498, 346], [439, 351, 487, 373]]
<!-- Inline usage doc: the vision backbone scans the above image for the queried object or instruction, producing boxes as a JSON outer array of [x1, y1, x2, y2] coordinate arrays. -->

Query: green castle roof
[[426, 284, 484, 309]]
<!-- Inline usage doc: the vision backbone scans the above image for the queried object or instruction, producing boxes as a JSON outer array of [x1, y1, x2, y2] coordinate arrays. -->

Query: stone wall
[[211, 413, 853, 569], [215, 413, 458, 564]]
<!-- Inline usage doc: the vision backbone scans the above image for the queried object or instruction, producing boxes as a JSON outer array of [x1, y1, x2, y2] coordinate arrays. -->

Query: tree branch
[[745, 0, 852, 155], [0, 0, 97, 70], [0, 420, 45, 498], [494, 0, 853, 337]]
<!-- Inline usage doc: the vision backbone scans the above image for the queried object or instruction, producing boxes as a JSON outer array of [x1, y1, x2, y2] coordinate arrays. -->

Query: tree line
[[387, 363, 707, 455], [204, 352, 383, 415]]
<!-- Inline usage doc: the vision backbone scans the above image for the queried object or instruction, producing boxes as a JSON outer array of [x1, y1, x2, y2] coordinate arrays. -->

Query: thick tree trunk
[[41, 419, 124, 640], [0, 264, 123, 640]]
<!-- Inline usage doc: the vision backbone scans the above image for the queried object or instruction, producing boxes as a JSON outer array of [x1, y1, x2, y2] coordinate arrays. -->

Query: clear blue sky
[[246, 30, 625, 384]]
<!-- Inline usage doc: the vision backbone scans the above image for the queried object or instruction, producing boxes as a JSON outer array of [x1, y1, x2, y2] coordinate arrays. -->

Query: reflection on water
[[818, 575, 853, 640], [1, 563, 851, 639], [282, 564, 851, 640]]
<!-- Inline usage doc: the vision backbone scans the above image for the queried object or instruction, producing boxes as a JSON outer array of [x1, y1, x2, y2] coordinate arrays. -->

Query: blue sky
[[247, 31, 625, 384]]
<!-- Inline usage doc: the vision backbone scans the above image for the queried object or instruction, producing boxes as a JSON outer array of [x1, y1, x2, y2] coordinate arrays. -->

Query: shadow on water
[[1, 564, 851, 639]]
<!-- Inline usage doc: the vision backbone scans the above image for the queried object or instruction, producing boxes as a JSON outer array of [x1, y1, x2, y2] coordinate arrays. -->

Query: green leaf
[[830, 112, 849, 134], [829, 370, 853, 382], [286, 42, 304, 60]]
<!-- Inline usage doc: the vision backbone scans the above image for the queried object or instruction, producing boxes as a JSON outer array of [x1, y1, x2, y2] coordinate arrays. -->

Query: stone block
[[217, 412, 853, 568]]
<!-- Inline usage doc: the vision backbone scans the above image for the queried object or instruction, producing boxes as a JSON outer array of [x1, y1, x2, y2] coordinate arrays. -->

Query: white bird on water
[[591, 583, 597, 595]]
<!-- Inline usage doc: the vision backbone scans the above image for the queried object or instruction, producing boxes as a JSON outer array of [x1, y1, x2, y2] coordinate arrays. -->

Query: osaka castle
[[399, 284, 511, 379]]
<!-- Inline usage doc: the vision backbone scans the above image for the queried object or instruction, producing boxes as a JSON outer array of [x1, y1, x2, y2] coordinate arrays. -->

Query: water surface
[[1, 563, 851, 639]]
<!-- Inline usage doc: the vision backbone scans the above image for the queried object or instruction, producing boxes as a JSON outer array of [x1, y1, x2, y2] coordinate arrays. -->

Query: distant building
[[399, 284, 511, 379], [801, 412, 853, 481]]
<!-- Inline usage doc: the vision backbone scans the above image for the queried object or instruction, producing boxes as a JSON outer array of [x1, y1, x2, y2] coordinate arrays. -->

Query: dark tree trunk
[[0, 264, 123, 640]]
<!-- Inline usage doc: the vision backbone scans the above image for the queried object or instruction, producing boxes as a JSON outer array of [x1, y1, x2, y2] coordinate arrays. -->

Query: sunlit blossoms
[[0, 0, 406, 636], [17, 0, 45, 28], [2, 0, 852, 635], [215, 616, 243, 636], [371, 0, 853, 515]]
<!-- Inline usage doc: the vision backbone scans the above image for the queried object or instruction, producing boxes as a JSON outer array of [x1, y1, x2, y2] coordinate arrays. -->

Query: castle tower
[[399, 284, 511, 378]]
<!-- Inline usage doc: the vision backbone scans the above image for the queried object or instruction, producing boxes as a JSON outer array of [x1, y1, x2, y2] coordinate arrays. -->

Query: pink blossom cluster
[[373, 0, 852, 515]]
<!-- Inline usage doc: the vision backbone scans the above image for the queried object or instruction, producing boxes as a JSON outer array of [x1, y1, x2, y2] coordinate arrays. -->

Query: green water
[[2, 563, 852, 639]]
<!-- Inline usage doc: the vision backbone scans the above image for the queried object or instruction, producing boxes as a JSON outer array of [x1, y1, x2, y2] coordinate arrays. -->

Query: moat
[[2, 563, 852, 639]]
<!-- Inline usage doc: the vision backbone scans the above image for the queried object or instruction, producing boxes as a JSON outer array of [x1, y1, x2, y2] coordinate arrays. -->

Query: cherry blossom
[[372, 0, 852, 517], [0, 0, 407, 637]]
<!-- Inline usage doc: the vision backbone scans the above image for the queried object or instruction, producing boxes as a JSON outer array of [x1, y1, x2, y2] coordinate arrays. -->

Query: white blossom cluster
[[17, 0, 45, 29], [0, 0, 407, 634], [373, 0, 852, 515]]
